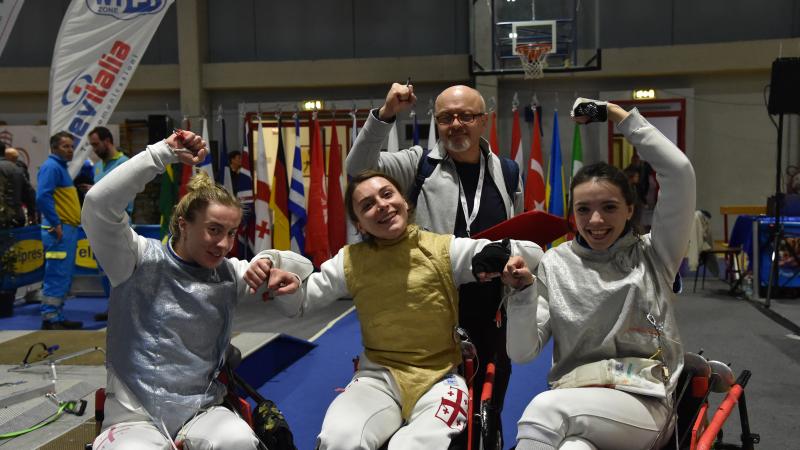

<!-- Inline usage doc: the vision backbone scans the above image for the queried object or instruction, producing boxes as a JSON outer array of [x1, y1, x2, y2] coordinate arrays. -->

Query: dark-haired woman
[[508, 100, 696, 450], [83, 131, 302, 449], [264, 170, 543, 450]]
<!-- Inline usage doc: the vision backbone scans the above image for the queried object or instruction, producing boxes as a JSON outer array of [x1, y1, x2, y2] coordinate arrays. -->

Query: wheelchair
[[89, 345, 295, 450], [501, 351, 759, 450], [365, 330, 501, 450], [661, 351, 759, 450]]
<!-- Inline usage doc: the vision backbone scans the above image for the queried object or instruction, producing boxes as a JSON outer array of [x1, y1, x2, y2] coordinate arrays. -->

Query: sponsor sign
[[48, 0, 174, 178]]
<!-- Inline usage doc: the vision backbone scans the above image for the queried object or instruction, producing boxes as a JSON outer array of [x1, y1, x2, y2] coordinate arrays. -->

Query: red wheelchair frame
[[664, 355, 759, 450], [686, 370, 758, 450], [346, 350, 499, 450]]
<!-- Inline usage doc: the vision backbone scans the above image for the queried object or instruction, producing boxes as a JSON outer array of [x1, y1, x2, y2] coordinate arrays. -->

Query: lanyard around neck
[[457, 152, 485, 237]]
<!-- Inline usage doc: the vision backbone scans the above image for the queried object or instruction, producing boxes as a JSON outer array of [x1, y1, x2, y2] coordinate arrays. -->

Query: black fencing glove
[[471, 238, 511, 280], [571, 97, 608, 123]]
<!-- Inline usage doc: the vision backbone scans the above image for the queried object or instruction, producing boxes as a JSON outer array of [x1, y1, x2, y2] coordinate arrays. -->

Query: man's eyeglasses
[[434, 112, 486, 126]]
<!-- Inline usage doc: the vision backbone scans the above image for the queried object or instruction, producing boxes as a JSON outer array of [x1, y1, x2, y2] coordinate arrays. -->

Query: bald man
[[346, 83, 525, 448], [4, 146, 19, 163], [0, 143, 36, 227], [4, 147, 30, 182]]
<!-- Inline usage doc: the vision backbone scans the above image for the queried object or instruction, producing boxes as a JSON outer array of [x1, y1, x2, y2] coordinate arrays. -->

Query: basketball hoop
[[516, 43, 551, 79]]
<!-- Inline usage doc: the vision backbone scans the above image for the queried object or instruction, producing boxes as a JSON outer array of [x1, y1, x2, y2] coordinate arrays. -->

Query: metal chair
[[693, 245, 744, 293]]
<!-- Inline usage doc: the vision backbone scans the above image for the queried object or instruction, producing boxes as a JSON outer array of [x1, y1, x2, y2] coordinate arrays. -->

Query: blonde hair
[[169, 172, 242, 241]]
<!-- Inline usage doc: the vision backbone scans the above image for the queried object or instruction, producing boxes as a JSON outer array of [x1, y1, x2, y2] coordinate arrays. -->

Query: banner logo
[[8, 239, 44, 274], [87, 0, 166, 20], [61, 73, 93, 108], [75, 238, 98, 269], [59, 40, 132, 148]]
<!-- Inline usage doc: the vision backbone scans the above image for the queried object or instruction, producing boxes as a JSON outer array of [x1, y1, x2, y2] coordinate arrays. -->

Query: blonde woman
[[83, 131, 303, 449]]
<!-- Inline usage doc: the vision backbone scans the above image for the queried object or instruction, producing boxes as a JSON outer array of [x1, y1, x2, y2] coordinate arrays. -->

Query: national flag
[[197, 118, 215, 180], [327, 118, 346, 255], [158, 162, 177, 239], [387, 120, 399, 152], [253, 117, 272, 252], [217, 112, 234, 194], [237, 117, 255, 259], [178, 118, 193, 199], [411, 110, 420, 146], [350, 110, 358, 144], [489, 110, 499, 155], [270, 119, 290, 250], [347, 110, 360, 245], [427, 109, 437, 150], [546, 111, 567, 246], [571, 123, 584, 179], [434, 387, 468, 429], [510, 106, 524, 178], [305, 112, 331, 267], [524, 106, 546, 211], [289, 115, 307, 254], [568, 123, 584, 241]]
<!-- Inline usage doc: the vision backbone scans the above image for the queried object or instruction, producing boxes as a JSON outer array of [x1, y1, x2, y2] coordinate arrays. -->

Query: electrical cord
[[0, 403, 68, 440]]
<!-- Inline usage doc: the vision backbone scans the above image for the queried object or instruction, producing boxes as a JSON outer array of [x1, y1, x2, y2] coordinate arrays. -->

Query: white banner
[[48, 0, 174, 178], [0, 0, 24, 57]]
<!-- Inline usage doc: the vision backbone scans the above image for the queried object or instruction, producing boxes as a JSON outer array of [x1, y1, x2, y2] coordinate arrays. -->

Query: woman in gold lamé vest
[[266, 170, 542, 450]]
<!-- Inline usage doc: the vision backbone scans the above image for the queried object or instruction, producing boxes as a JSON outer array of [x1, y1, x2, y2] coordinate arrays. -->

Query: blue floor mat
[[0, 296, 108, 330], [260, 308, 553, 450], [258, 308, 363, 450], [500, 342, 553, 447]]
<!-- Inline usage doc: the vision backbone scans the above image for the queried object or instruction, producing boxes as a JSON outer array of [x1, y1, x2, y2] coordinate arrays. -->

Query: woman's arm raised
[[82, 132, 208, 286]]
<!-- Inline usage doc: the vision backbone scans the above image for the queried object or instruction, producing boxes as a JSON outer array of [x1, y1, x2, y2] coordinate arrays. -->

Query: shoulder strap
[[498, 155, 520, 199], [410, 150, 520, 206], [408, 148, 437, 206]]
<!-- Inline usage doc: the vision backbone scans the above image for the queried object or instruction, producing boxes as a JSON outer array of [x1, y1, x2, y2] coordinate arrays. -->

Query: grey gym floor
[[232, 279, 800, 449], [673, 280, 799, 449]]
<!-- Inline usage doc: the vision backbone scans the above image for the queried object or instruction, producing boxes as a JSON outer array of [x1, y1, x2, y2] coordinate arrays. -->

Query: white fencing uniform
[[317, 355, 468, 450], [508, 109, 695, 450]]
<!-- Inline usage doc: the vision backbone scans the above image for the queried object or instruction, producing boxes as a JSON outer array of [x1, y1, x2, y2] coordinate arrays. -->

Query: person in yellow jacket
[[36, 131, 82, 329], [256, 170, 542, 450]]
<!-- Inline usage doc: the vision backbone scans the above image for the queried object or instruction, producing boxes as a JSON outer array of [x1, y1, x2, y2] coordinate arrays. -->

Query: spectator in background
[[36, 132, 83, 330], [89, 127, 131, 216], [227, 150, 255, 258], [74, 159, 95, 206], [0, 141, 37, 228], [624, 156, 657, 232], [4, 147, 31, 182], [623, 160, 641, 187], [227, 150, 251, 197]]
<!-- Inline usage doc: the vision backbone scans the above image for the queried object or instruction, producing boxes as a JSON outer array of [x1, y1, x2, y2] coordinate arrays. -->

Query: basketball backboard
[[471, 0, 601, 76]]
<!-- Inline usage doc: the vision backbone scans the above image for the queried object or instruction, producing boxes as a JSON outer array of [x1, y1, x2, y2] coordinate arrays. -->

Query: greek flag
[[289, 115, 307, 254]]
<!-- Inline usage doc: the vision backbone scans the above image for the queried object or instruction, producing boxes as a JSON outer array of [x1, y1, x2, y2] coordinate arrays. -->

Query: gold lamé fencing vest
[[344, 225, 461, 419]]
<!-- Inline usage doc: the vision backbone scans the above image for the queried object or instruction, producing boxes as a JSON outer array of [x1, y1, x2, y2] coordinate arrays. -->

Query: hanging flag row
[[490, 100, 584, 233], [157, 101, 582, 255], [158, 112, 354, 265]]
